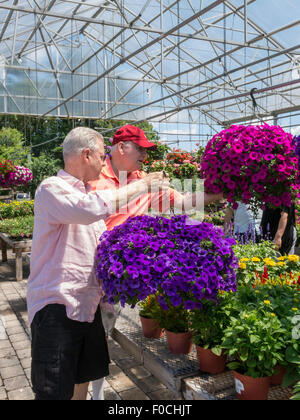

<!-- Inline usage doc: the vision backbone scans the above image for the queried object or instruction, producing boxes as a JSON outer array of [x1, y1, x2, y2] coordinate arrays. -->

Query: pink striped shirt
[[27, 170, 113, 325]]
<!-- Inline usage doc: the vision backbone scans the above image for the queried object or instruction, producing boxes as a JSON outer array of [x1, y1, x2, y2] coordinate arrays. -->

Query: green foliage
[[221, 282, 299, 380], [0, 128, 29, 165], [153, 304, 190, 334], [222, 308, 286, 378], [233, 240, 278, 261], [0, 200, 34, 219], [203, 210, 225, 226], [296, 224, 300, 247], [0, 215, 34, 240], [282, 320, 300, 399], [138, 294, 162, 319], [191, 294, 231, 352], [24, 153, 62, 197]]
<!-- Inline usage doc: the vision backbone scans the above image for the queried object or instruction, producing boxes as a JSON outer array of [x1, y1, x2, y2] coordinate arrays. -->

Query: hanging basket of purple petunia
[[96, 215, 238, 310]]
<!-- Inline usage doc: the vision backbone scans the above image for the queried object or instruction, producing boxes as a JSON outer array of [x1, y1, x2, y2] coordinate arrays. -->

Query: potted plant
[[154, 303, 192, 355], [95, 215, 238, 356], [191, 293, 230, 374], [96, 215, 238, 309], [222, 308, 286, 400], [251, 271, 300, 386], [138, 294, 164, 339]]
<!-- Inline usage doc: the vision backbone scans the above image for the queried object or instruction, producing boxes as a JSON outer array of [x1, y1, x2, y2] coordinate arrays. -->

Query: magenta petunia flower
[[201, 124, 300, 212]]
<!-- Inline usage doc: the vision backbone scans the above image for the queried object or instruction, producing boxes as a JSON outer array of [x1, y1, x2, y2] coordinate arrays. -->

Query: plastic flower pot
[[269, 365, 287, 386], [165, 330, 193, 355], [233, 371, 270, 400], [196, 346, 227, 375], [139, 316, 164, 339]]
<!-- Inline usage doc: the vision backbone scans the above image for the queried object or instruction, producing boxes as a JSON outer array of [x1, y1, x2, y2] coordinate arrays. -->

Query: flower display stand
[[112, 305, 294, 400], [0, 232, 32, 281], [182, 374, 293, 401], [112, 304, 199, 396]]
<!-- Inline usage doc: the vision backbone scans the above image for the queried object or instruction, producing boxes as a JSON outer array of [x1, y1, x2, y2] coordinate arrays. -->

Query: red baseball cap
[[112, 125, 157, 149]]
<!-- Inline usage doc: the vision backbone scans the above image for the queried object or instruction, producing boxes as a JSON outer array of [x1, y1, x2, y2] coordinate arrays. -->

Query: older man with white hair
[[27, 126, 167, 400], [89, 124, 223, 400]]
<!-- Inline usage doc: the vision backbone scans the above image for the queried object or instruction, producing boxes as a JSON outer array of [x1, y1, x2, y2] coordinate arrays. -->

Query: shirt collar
[[57, 169, 86, 192], [101, 156, 144, 183]]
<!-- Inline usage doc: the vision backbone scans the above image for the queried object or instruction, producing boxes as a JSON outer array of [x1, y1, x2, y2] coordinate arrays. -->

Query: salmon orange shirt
[[90, 157, 183, 230]]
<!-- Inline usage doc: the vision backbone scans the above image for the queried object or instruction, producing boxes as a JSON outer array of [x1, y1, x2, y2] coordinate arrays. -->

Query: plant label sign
[[234, 378, 244, 394]]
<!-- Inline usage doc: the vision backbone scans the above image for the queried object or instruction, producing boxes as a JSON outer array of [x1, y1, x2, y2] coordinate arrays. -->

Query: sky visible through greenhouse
[[0, 0, 299, 150]]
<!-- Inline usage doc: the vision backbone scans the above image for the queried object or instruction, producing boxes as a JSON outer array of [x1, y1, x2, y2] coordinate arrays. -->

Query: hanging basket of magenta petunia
[[96, 215, 238, 311], [0, 161, 33, 188], [201, 124, 300, 214]]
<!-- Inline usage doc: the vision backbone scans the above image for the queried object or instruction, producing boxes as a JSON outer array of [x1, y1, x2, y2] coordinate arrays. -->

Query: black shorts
[[31, 304, 110, 400]]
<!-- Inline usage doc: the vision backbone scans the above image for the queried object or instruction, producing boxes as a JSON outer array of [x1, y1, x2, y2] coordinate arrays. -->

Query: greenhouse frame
[[0, 0, 299, 146]]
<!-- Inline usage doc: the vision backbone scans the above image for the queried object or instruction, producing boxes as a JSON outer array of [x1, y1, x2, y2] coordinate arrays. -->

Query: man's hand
[[142, 171, 170, 193], [274, 235, 282, 250]]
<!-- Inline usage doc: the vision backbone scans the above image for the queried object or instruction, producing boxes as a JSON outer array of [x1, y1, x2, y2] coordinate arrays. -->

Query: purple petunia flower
[[96, 215, 238, 309]]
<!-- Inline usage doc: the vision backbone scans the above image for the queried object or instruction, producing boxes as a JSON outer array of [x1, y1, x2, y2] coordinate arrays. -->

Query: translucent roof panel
[[0, 0, 298, 134]]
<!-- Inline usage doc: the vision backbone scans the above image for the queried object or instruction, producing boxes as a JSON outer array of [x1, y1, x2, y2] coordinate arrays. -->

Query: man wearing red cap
[[88, 124, 182, 229], [89, 124, 222, 400], [89, 124, 222, 229]]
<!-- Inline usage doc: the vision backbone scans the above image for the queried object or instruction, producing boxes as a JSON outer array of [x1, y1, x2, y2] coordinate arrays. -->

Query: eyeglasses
[[133, 143, 147, 153]]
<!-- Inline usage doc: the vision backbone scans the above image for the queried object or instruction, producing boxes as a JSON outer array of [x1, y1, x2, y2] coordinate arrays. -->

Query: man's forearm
[[101, 179, 147, 212], [188, 192, 222, 211], [173, 191, 223, 212], [275, 212, 288, 240], [224, 207, 234, 233]]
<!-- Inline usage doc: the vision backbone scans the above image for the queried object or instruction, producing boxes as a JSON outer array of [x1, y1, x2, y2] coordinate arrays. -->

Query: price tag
[[234, 378, 244, 395]]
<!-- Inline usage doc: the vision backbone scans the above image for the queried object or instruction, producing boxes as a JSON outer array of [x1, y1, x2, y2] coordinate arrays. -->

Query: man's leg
[[91, 378, 105, 400], [72, 382, 90, 400], [31, 305, 83, 400]]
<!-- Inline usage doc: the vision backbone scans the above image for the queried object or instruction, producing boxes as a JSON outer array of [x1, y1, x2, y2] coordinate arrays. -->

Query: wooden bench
[[0, 232, 32, 281]]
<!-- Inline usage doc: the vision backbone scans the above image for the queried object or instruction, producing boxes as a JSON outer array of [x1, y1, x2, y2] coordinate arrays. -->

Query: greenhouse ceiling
[[0, 0, 299, 131]]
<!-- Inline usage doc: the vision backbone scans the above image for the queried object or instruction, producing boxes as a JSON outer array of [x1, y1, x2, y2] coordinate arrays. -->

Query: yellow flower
[[264, 300, 271, 305], [240, 258, 249, 262], [277, 262, 286, 266], [270, 313, 276, 317], [255, 290, 260, 294], [277, 256, 287, 261], [288, 255, 299, 262], [292, 308, 298, 312], [251, 257, 261, 262], [239, 263, 247, 270], [265, 260, 275, 267]]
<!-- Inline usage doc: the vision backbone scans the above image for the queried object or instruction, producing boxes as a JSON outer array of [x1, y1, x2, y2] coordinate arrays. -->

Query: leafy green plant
[[203, 210, 225, 226], [0, 127, 29, 165], [138, 294, 162, 319], [24, 153, 61, 198], [154, 304, 190, 334], [236, 252, 300, 286], [282, 319, 300, 400], [191, 293, 231, 355], [222, 308, 286, 378], [233, 240, 278, 262], [0, 200, 34, 219], [0, 215, 34, 240]]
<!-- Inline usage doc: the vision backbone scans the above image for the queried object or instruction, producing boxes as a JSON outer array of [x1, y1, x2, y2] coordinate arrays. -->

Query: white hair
[[62, 127, 103, 161]]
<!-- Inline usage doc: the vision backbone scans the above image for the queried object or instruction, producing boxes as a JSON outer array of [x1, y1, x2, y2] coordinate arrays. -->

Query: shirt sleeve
[[148, 188, 184, 212], [36, 179, 114, 225]]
